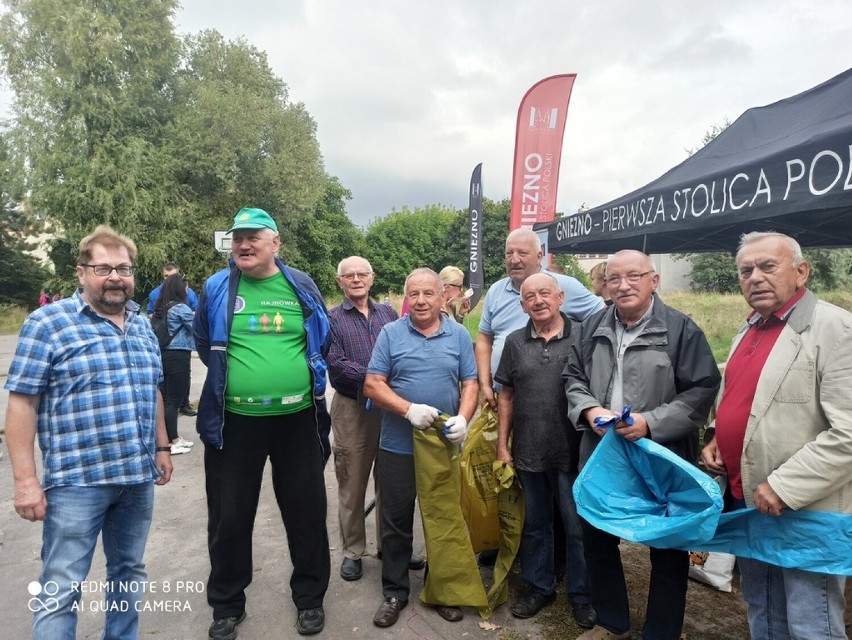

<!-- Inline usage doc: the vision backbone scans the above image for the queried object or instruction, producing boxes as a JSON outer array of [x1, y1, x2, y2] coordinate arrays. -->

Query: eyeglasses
[[445, 283, 463, 289], [339, 271, 373, 281], [605, 271, 654, 286], [80, 263, 135, 277]]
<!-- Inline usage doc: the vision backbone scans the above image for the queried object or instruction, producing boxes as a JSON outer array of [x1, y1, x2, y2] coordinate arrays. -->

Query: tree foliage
[[290, 177, 367, 296], [0, 131, 48, 306], [364, 205, 457, 294], [0, 4, 327, 297]]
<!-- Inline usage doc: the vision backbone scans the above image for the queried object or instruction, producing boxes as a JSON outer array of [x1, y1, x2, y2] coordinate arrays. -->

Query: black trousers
[[160, 349, 191, 441], [377, 449, 417, 600], [581, 516, 688, 640], [205, 409, 330, 618]]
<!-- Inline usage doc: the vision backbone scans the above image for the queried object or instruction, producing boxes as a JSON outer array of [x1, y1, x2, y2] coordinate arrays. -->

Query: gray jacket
[[563, 293, 721, 462]]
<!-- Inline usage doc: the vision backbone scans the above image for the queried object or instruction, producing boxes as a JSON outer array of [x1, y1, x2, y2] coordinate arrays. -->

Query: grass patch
[[0, 304, 29, 334]]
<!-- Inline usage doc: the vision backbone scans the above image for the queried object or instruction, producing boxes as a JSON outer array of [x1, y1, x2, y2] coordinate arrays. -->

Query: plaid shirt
[[327, 298, 398, 396], [5, 290, 164, 489]]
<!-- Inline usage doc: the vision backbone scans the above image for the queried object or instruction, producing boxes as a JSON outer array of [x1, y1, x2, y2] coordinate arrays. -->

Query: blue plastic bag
[[574, 430, 723, 549]]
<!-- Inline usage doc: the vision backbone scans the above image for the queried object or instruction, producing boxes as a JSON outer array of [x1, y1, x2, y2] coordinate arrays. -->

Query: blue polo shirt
[[367, 316, 477, 455], [479, 271, 603, 379]]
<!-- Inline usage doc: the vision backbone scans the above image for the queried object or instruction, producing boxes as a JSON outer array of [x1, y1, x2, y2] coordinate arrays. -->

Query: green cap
[[227, 208, 279, 234]]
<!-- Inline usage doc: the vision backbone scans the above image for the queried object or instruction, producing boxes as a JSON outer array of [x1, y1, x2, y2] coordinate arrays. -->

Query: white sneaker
[[175, 436, 194, 448], [170, 443, 192, 455]]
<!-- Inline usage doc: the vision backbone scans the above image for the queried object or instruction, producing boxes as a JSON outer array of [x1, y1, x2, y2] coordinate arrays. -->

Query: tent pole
[[642, 235, 648, 253]]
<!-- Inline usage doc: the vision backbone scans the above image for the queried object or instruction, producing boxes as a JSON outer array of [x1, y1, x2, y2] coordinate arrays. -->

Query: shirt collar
[[614, 297, 655, 331]]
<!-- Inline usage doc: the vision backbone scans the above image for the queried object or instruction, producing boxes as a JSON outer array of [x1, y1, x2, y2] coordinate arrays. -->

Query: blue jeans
[[33, 483, 154, 640], [738, 557, 847, 640], [517, 468, 590, 603]]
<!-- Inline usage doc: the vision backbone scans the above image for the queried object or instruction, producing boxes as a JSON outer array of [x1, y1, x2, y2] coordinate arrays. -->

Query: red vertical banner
[[509, 74, 576, 231]]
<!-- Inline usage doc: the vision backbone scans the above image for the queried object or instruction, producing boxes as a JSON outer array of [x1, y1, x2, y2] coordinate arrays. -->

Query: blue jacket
[[193, 259, 331, 451]]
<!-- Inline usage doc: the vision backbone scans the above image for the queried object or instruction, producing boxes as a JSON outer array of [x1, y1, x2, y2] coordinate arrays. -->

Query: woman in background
[[438, 266, 471, 322], [153, 273, 196, 455], [589, 261, 613, 306]]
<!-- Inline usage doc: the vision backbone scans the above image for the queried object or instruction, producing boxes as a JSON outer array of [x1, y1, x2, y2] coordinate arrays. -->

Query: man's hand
[[405, 403, 439, 429], [583, 406, 618, 437], [754, 482, 787, 517], [480, 385, 497, 410], [444, 415, 468, 445], [700, 436, 727, 475], [615, 412, 650, 442], [496, 443, 513, 468], [155, 451, 174, 485], [14, 476, 47, 522]]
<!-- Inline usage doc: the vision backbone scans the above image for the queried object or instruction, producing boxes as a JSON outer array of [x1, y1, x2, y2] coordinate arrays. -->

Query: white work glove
[[405, 403, 440, 429], [444, 415, 468, 445]]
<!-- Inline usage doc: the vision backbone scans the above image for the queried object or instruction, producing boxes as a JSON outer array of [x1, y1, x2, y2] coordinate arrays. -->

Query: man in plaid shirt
[[328, 256, 400, 582], [5, 225, 173, 640]]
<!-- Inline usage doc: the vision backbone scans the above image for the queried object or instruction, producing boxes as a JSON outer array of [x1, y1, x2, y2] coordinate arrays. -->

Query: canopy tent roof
[[536, 68, 852, 254]]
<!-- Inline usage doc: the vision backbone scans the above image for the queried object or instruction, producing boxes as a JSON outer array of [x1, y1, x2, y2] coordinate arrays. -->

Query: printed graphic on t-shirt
[[226, 276, 312, 416]]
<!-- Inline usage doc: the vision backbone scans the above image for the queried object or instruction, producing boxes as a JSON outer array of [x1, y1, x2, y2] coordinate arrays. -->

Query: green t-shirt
[[225, 273, 312, 415]]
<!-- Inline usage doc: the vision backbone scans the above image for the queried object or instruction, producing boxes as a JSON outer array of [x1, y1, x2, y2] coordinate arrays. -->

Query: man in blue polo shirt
[[365, 267, 478, 628], [476, 228, 602, 410], [5, 225, 174, 639]]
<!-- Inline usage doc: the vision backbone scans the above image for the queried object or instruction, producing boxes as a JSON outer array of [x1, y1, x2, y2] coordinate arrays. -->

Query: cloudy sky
[[175, 0, 852, 227]]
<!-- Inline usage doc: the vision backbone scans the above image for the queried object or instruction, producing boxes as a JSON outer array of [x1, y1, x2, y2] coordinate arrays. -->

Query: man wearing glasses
[[327, 256, 408, 582], [5, 225, 174, 639], [564, 249, 720, 640]]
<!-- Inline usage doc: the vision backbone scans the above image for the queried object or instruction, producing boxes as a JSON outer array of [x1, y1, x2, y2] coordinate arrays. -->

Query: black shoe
[[179, 404, 197, 417], [209, 612, 246, 640], [340, 557, 363, 581], [511, 589, 556, 618], [478, 549, 498, 567], [296, 607, 324, 635], [572, 602, 597, 629], [376, 550, 426, 571]]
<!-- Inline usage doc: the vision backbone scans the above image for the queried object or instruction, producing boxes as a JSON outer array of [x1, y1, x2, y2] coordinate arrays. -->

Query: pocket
[[774, 361, 814, 403]]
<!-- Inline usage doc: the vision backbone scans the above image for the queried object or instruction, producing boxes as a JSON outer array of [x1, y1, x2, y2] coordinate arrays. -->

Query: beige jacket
[[717, 290, 852, 513]]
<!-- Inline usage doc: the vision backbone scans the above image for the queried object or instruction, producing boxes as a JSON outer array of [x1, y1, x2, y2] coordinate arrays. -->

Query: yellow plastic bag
[[415, 421, 488, 612], [459, 406, 501, 552]]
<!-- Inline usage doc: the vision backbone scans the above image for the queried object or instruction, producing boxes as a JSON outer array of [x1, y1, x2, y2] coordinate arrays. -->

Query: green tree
[[290, 177, 367, 297], [163, 31, 326, 290], [364, 205, 457, 293], [676, 252, 740, 293], [0, 0, 182, 291], [0, 132, 48, 306], [442, 197, 511, 288], [804, 248, 852, 292]]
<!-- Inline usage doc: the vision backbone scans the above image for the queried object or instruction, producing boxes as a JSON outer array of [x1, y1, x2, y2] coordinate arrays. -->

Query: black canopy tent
[[536, 68, 852, 255]]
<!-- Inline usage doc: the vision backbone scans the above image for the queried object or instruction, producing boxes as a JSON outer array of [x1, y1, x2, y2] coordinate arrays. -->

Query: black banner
[[468, 163, 484, 309]]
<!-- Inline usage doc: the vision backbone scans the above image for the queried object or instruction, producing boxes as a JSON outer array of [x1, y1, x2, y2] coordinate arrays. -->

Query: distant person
[[476, 228, 603, 411], [38, 290, 48, 307], [194, 207, 331, 638], [148, 263, 199, 417], [438, 265, 471, 322], [153, 273, 196, 455], [564, 250, 720, 640], [701, 231, 852, 640], [365, 267, 478, 628], [50, 292, 61, 303], [327, 256, 399, 582], [589, 261, 612, 306], [5, 225, 173, 638], [495, 272, 595, 628]]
